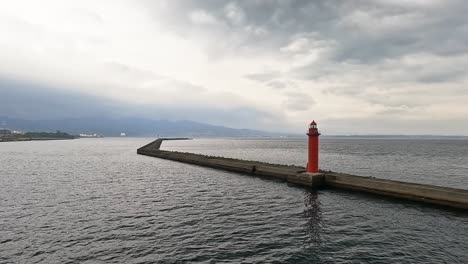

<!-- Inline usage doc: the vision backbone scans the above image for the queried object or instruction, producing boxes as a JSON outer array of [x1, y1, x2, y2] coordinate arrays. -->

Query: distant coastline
[[0, 130, 77, 143]]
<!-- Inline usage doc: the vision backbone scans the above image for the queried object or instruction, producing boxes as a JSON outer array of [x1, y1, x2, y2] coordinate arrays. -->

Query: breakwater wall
[[137, 139, 468, 210]]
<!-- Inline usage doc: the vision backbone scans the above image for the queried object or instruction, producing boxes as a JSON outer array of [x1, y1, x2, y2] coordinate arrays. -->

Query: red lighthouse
[[306, 120, 320, 173]]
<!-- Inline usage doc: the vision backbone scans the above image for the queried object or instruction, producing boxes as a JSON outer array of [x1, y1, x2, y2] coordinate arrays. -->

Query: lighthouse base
[[306, 163, 319, 174], [287, 172, 324, 187]]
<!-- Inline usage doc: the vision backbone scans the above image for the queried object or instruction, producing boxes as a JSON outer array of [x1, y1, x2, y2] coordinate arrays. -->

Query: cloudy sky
[[1, 0, 468, 135]]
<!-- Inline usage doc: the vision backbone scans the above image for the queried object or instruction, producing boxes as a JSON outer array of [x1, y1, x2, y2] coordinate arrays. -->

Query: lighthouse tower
[[306, 120, 320, 173]]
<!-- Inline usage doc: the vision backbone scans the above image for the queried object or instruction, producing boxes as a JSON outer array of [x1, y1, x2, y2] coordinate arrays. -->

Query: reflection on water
[[303, 190, 323, 245]]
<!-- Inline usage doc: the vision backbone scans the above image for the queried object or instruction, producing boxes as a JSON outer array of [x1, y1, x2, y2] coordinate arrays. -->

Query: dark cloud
[[415, 68, 467, 83], [0, 78, 117, 119], [0, 78, 277, 130], [147, 0, 468, 62], [147, 0, 468, 90]]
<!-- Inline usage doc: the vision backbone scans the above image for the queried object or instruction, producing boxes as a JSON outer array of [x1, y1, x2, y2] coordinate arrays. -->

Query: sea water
[[1, 138, 467, 263]]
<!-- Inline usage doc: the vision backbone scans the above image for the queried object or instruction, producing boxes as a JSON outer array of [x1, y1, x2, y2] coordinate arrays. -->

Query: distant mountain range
[[3, 117, 465, 139], [0, 117, 295, 137]]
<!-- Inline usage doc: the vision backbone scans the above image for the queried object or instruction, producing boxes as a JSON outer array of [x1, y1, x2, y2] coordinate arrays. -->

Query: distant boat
[[120, 133, 126, 137]]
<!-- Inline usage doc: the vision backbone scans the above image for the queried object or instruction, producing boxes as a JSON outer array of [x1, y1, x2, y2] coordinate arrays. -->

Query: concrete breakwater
[[137, 138, 468, 210]]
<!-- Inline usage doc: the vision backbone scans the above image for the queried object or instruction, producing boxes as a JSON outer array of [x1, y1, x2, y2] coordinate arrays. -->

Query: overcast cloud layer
[[1, 0, 468, 134]]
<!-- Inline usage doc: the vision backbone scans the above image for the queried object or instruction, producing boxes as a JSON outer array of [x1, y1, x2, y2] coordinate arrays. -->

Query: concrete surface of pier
[[138, 138, 468, 210]]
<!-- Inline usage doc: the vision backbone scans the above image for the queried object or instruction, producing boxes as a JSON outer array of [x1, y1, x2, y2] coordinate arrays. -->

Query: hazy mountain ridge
[[0, 117, 292, 137]]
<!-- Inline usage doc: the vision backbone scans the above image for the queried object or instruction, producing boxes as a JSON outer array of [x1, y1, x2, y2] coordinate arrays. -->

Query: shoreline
[[0, 138, 76, 142]]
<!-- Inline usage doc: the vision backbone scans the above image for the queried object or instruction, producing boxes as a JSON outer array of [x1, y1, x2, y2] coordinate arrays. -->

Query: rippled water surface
[[1, 137, 468, 263]]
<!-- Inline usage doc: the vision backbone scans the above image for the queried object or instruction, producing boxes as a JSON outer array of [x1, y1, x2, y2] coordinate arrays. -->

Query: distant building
[[79, 133, 102, 138], [120, 133, 126, 137]]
